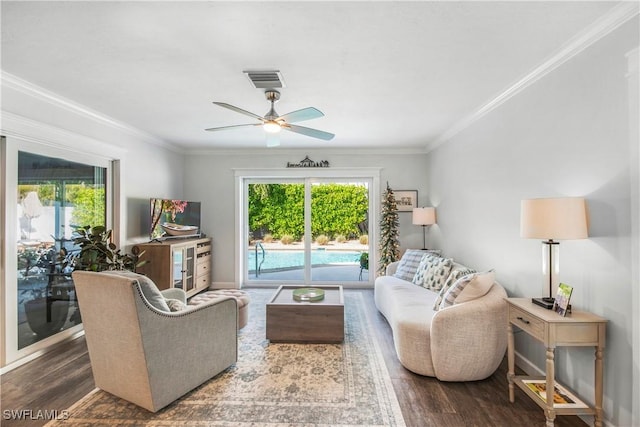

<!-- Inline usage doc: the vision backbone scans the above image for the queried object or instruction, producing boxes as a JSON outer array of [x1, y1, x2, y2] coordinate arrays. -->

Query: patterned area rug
[[48, 289, 406, 426]]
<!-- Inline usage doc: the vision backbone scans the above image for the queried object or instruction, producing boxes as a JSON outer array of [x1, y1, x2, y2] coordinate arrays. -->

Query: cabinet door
[[183, 246, 195, 292], [172, 249, 184, 289]]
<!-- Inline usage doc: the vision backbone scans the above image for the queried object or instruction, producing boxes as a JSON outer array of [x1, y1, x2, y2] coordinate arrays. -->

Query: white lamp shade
[[412, 207, 436, 226], [520, 197, 588, 240]]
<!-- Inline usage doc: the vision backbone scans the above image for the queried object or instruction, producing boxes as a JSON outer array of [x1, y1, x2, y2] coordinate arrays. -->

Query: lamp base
[[531, 297, 555, 310]]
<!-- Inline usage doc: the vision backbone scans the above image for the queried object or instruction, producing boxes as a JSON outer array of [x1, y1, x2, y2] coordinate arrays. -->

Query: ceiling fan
[[205, 90, 334, 146]]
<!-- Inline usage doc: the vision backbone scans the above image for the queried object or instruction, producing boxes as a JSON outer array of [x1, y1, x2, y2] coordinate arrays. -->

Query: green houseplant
[[66, 225, 145, 272]]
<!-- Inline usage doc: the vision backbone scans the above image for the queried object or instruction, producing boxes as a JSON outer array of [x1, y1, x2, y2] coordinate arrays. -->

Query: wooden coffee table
[[266, 285, 344, 343]]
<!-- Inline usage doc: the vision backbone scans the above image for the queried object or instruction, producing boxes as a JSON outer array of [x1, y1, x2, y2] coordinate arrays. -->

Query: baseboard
[[0, 330, 85, 375]]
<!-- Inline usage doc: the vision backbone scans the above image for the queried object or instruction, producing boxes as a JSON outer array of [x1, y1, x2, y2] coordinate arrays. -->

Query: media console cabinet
[[133, 237, 211, 297]]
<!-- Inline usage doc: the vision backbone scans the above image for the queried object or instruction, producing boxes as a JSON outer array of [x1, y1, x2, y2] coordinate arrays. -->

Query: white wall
[[425, 20, 638, 426], [184, 149, 428, 286]]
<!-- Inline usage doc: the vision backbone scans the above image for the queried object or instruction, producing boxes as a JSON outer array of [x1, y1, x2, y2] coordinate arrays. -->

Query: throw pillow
[[419, 256, 454, 291], [393, 249, 441, 282], [432, 268, 476, 311], [411, 253, 439, 286], [165, 298, 187, 312], [439, 270, 495, 309], [102, 271, 170, 312], [455, 270, 496, 304]]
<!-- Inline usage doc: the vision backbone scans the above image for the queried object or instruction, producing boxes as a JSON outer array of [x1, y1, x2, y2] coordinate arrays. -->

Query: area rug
[[47, 289, 406, 426]]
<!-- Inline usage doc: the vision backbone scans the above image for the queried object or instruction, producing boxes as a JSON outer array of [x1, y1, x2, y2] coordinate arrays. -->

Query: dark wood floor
[[1, 289, 588, 427]]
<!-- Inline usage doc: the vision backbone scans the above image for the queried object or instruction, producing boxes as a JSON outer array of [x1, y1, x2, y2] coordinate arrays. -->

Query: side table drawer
[[509, 306, 544, 341]]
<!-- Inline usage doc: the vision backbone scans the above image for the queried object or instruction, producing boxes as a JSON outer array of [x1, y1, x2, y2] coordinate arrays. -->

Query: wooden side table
[[506, 298, 607, 427]]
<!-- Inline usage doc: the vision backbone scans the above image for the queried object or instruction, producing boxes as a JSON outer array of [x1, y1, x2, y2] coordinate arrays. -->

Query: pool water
[[248, 250, 363, 271]]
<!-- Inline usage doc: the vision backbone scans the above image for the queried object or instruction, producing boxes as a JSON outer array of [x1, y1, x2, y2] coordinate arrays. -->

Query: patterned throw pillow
[[432, 268, 476, 311], [393, 249, 440, 282], [418, 257, 454, 291], [439, 270, 495, 309], [411, 253, 439, 286]]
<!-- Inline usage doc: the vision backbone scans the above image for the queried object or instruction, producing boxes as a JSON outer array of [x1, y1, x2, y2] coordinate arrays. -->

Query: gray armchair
[[72, 270, 237, 412]]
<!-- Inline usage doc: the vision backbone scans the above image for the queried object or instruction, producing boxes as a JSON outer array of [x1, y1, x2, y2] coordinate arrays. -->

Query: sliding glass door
[[16, 151, 107, 350], [244, 177, 371, 285]]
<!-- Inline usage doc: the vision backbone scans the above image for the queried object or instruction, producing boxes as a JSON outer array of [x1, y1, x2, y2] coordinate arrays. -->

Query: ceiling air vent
[[243, 70, 286, 89]]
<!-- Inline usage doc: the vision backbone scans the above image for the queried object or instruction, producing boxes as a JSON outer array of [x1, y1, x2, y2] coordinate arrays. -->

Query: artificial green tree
[[378, 183, 400, 276]]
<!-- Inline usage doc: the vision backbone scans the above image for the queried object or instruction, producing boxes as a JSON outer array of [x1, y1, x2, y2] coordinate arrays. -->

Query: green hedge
[[249, 183, 368, 241]]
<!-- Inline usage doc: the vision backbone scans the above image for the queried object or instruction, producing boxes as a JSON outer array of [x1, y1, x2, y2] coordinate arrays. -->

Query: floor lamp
[[412, 207, 436, 250], [520, 197, 588, 309]]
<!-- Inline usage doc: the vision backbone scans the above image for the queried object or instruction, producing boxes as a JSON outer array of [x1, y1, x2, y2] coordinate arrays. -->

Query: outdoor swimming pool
[[248, 250, 363, 271]]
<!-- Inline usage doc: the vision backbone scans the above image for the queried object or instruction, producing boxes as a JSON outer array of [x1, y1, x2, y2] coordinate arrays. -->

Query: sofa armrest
[[386, 261, 400, 276], [161, 288, 187, 304], [430, 285, 508, 381]]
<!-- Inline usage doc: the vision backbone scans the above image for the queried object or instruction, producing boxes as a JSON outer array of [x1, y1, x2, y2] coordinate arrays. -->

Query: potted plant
[[62, 225, 146, 323], [65, 225, 145, 272]]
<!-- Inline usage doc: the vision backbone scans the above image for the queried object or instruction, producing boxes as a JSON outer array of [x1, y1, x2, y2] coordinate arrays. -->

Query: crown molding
[[427, 2, 640, 153], [1, 71, 181, 153], [184, 146, 429, 156], [0, 110, 127, 160]]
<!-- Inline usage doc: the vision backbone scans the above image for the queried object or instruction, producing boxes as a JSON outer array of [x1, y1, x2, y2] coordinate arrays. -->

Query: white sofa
[[374, 259, 508, 381]]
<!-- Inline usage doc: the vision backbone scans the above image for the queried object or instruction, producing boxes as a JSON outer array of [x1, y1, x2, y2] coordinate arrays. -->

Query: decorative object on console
[[553, 282, 573, 316], [150, 198, 201, 240], [412, 206, 436, 249], [520, 197, 588, 309]]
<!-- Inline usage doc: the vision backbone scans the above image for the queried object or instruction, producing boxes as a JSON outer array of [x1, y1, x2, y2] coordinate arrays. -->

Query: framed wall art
[[394, 190, 418, 212]]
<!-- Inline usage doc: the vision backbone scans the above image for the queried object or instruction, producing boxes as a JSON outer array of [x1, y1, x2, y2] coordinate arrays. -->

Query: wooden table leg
[[594, 343, 605, 427], [545, 347, 556, 427], [507, 323, 515, 403]]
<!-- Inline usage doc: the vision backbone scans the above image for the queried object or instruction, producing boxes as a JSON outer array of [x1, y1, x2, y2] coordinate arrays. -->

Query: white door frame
[[234, 167, 381, 288]]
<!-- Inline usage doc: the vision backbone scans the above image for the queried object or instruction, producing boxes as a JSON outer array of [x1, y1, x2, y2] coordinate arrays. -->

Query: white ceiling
[[0, 1, 622, 151]]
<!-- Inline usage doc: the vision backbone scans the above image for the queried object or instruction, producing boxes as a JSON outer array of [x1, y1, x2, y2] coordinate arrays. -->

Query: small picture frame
[[394, 190, 418, 212], [553, 283, 573, 316]]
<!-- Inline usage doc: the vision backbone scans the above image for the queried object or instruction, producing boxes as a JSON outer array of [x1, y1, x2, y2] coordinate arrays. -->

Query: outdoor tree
[[378, 183, 400, 276]]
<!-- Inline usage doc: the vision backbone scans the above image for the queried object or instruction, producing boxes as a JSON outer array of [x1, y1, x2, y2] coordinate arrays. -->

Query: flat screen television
[[149, 198, 201, 240]]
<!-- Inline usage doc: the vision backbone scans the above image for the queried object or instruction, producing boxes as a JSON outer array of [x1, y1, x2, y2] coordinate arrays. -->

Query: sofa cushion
[[440, 270, 495, 309], [411, 252, 439, 286], [433, 267, 476, 310], [413, 256, 454, 291], [394, 249, 439, 282], [456, 270, 496, 304], [101, 270, 170, 312]]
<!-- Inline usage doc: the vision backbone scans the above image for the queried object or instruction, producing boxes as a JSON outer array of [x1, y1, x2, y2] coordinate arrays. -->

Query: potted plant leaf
[[63, 225, 146, 323]]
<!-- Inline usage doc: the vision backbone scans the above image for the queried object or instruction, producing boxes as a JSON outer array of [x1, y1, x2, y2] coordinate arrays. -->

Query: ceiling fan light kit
[[206, 87, 334, 146]]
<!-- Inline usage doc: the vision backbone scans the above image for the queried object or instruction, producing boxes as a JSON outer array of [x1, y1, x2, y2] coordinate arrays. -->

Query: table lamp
[[520, 197, 588, 309], [412, 207, 436, 250]]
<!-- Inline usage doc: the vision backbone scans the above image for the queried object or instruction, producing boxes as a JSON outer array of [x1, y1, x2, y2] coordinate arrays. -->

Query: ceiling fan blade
[[284, 124, 335, 141], [213, 102, 265, 121], [205, 123, 260, 132], [266, 134, 280, 147], [277, 107, 324, 124]]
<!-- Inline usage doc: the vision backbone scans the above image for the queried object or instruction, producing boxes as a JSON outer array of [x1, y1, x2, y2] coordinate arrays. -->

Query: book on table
[[523, 379, 588, 408]]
